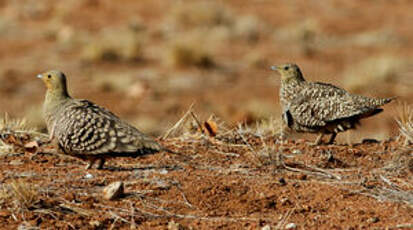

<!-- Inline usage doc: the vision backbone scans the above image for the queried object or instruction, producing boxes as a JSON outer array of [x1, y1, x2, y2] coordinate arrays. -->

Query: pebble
[[103, 181, 124, 200], [168, 221, 183, 230], [84, 173, 93, 179], [292, 149, 302, 155], [261, 224, 271, 230], [159, 168, 168, 175], [368, 217, 380, 223], [285, 223, 297, 229]]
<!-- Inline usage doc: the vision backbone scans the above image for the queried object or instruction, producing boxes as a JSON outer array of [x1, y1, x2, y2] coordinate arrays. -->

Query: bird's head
[[270, 63, 305, 83], [37, 70, 70, 98]]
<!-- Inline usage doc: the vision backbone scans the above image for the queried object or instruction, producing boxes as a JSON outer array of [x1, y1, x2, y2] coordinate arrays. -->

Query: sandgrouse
[[38, 70, 163, 169], [271, 63, 394, 145]]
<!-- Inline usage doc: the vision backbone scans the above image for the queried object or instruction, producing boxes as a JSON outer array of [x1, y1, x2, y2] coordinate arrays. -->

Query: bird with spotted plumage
[[271, 63, 394, 145], [38, 70, 165, 169]]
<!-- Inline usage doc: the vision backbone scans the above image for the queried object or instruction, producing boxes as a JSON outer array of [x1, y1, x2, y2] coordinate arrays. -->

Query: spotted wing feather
[[54, 99, 161, 156], [289, 82, 392, 128]]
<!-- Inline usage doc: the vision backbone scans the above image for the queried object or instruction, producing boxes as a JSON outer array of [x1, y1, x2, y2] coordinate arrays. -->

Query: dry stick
[[379, 175, 400, 190], [189, 111, 204, 135], [129, 202, 137, 230], [283, 164, 341, 180], [176, 185, 194, 209], [161, 103, 194, 140], [108, 217, 119, 230], [109, 210, 130, 224], [59, 203, 94, 216], [275, 208, 294, 230]]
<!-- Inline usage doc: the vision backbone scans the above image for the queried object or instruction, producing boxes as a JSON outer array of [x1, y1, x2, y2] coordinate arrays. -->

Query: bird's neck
[[281, 77, 305, 86], [44, 89, 70, 113]]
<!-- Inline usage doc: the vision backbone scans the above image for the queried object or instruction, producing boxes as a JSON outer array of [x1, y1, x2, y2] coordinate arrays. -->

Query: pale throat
[[44, 87, 70, 112]]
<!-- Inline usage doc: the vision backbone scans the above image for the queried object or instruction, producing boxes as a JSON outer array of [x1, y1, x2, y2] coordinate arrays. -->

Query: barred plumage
[[38, 70, 162, 169], [271, 63, 394, 145]]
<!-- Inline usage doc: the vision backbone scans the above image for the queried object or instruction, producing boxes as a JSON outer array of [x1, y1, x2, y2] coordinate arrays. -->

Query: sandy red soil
[[0, 0, 412, 229]]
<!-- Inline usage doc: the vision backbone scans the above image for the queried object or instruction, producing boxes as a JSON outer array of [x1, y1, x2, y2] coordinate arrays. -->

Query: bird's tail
[[376, 96, 396, 106]]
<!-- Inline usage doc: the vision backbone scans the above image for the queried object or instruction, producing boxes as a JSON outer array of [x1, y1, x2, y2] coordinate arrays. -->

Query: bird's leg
[[327, 133, 337, 145], [48, 121, 58, 142], [85, 158, 97, 170], [96, 158, 106, 170], [311, 133, 324, 146]]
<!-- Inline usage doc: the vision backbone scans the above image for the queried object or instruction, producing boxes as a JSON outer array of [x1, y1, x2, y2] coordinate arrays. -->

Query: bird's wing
[[289, 93, 380, 128], [55, 99, 160, 155], [302, 82, 349, 99]]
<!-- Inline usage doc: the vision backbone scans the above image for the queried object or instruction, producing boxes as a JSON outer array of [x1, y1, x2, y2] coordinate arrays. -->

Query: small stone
[[292, 149, 302, 154], [159, 168, 168, 175], [89, 220, 101, 228], [84, 173, 94, 179], [368, 217, 380, 223], [285, 223, 297, 229], [103, 181, 124, 200], [168, 221, 183, 230], [261, 224, 271, 230], [280, 197, 292, 206]]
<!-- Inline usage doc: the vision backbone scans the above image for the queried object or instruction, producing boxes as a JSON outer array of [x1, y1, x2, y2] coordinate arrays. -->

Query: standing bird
[[271, 63, 394, 145], [38, 70, 164, 169]]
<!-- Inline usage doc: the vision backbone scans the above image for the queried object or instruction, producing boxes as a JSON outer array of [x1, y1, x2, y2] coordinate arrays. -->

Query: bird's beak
[[37, 74, 43, 79], [270, 65, 278, 71]]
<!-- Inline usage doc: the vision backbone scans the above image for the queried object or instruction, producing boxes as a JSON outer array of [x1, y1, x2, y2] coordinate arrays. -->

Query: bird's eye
[[47, 74, 51, 79], [284, 66, 289, 71]]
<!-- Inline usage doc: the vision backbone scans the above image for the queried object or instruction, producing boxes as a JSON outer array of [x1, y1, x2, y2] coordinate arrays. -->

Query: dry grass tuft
[[0, 113, 33, 132], [251, 117, 284, 138], [82, 27, 145, 63], [345, 29, 403, 47], [162, 2, 268, 44], [0, 114, 46, 155], [1, 114, 30, 155], [168, 1, 233, 30], [1, 180, 40, 210], [396, 103, 413, 145], [164, 31, 215, 69], [273, 19, 321, 56]]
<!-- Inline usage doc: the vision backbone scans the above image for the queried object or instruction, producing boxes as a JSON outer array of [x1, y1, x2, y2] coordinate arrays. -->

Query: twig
[[275, 208, 294, 230], [177, 185, 194, 209], [109, 210, 130, 224], [283, 164, 342, 180], [379, 175, 399, 190], [59, 203, 94, 216], [189, 111, 204, 135], [161, 103, 194, 140]]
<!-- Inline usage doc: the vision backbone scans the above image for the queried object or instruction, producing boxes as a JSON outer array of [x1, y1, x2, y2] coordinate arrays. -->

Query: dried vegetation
[[0, 107, 411, 228]]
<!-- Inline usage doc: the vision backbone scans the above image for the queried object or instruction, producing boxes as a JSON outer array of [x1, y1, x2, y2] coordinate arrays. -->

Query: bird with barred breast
[[271, 63, 394, 145], [38, 70, 165, 169]]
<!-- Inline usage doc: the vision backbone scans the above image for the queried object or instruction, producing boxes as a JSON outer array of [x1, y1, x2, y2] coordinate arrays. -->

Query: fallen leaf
[[203, 119, 218, 137]]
